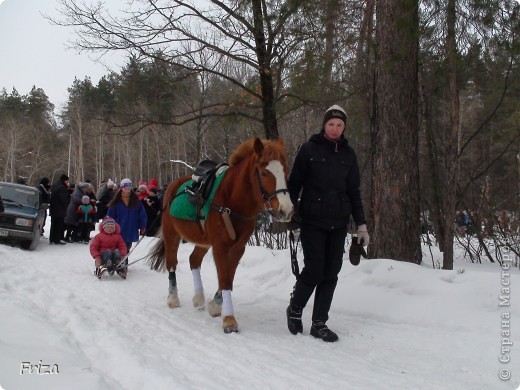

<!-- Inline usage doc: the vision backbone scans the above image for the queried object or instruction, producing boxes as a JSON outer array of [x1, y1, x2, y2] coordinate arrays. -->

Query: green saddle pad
[[170, 170, 227, 221]]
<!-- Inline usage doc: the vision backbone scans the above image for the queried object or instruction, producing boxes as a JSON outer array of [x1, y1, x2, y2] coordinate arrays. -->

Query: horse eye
[[261, 171, 268, 177]]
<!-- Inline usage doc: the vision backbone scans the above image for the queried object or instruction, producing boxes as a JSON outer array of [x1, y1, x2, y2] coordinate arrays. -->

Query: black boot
[[286, 305, 303, 335], [310, 322, 338, 342]]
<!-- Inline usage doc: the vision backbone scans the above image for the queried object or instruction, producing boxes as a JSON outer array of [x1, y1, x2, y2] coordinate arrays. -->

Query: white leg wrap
[[192, 268, 203, 294], [221, 290, 234, 317]]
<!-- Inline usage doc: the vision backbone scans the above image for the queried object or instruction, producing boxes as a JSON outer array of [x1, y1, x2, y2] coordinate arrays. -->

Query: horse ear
[[274, 138, 285, 148], [253, 138, 264, 156]]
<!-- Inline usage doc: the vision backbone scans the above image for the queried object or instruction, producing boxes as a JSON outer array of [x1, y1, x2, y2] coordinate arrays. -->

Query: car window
[[0, 186, 38, 208]]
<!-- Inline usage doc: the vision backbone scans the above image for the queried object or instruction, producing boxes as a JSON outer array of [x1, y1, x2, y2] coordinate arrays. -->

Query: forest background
[[0, 0, 519, 270]]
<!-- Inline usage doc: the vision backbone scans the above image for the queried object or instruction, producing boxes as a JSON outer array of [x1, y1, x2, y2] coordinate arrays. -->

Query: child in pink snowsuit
[[90, 217, 128, 279]]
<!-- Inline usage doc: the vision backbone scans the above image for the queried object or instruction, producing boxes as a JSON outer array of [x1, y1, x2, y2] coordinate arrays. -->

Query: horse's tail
[[148, 229, 166, 271]]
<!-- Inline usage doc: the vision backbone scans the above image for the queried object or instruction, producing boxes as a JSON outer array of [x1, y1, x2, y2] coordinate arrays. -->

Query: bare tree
[[54, 0, 307, 139]]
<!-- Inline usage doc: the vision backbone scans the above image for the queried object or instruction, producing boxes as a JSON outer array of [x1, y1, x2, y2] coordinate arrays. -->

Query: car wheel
[[21, 222, 42, 251]]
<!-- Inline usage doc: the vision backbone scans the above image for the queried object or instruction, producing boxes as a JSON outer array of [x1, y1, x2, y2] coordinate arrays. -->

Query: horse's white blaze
[[266, 160, 294, 222], [221, 289, 234, 317]]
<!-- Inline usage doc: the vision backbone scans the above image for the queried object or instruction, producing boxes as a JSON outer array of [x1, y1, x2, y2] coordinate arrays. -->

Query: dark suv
[[0, 182, 47, 250]]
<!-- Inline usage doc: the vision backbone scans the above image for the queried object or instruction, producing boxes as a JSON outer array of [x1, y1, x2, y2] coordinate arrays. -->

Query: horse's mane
[[229, 138, 287, 166]]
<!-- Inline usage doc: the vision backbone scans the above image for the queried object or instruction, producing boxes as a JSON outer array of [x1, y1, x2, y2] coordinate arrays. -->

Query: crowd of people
[[36, 175, 164, 277], [455, 209, 512, 238]]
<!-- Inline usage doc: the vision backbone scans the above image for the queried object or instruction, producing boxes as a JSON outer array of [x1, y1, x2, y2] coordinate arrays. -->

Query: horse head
[[251, 138, 294, 222]]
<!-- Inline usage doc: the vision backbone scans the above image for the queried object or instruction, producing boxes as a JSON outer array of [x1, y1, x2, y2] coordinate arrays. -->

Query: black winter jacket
[[49, 179, 70, 218], [38, 182, 51, 204], [288, 130, 366, 230]]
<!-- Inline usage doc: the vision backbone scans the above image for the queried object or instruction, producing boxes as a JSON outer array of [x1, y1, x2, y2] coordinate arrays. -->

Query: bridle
[[254, 165, 289, 215]]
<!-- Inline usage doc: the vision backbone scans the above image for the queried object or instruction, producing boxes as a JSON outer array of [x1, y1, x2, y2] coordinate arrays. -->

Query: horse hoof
[[167, 293, 180, 308], [224, 326, 238, 334], [192, 291, 205, 310], [222, 315, 238, 333], [208, 299, 221, 317]]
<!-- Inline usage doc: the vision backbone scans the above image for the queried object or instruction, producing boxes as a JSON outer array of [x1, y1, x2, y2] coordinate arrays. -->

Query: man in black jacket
[[49, 174, 70, 245], [286, 105, 370, 342]]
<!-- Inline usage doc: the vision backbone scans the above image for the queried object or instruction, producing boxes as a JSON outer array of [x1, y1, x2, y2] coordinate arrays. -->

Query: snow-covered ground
[[0, 225, 519, 390]]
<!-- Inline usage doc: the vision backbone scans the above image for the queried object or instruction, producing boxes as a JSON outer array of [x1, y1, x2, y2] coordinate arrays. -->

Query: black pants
[[41, 209, 48, 235], [65, 224, 78, 242], [49, 216, 65, 244], [77, 223, 92, 241], [290, 224, 346, 323]]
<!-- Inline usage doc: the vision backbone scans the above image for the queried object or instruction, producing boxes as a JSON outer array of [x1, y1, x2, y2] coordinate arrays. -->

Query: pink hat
[[102, 217, 116, 231]]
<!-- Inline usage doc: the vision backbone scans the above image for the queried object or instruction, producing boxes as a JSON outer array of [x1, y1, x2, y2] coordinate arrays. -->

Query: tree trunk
[[371, 0, 421, 264], [251, 0, 278, 140], [442, 0, 460, 270], [322, 0, 340, 97], [419, 67, 445, 251], [355, 0, 375, 82]]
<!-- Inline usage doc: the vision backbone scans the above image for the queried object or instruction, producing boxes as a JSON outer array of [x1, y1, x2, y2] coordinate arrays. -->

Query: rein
[[289, 230, 300, 277]]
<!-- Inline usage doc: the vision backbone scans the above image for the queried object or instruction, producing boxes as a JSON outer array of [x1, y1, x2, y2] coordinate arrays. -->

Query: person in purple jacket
[[107, 178, 147, 278]]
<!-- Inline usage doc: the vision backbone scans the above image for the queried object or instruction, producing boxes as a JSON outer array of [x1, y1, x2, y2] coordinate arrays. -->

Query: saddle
[[185, 160, 228, 209]]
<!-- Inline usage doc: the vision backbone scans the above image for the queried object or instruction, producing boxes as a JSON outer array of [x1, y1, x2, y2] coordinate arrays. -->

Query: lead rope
[[289, 230, 300, 277], [112, 233, 148, 271], [112, 201, 168, 271]]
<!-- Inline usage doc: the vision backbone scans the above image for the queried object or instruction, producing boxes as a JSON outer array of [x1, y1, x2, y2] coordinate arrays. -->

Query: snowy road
[[0, 234, 518, 390]]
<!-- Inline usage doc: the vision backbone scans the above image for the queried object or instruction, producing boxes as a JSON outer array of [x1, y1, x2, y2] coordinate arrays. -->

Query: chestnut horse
[[148, 138, 293, 333]]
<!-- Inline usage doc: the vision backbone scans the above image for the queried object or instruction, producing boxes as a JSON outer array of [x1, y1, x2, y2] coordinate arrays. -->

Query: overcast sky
[[0, 0, 124, 111]]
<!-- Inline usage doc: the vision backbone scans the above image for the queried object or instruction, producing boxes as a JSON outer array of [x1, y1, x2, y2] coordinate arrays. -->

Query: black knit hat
[[322, 105, 347, 128], [59, 174, 69, 182]]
